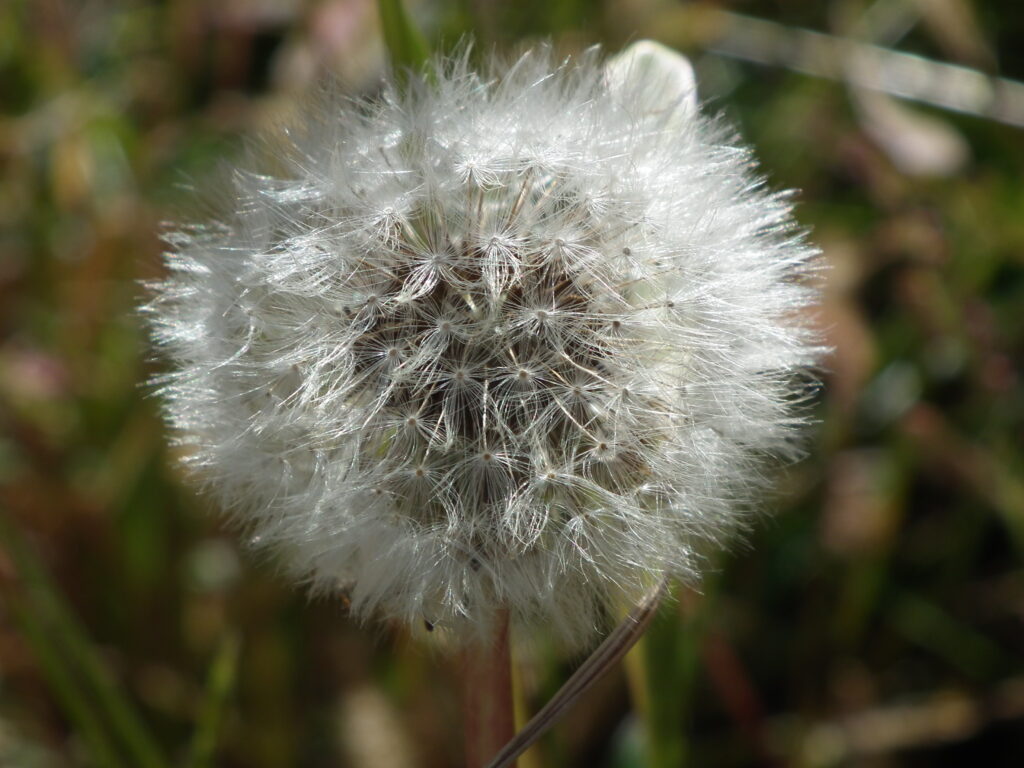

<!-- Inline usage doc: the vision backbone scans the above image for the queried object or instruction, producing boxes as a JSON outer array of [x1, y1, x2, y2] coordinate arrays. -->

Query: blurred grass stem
[[624, 584, 703, 768], [509, 650, 541, 768], [187, 631, 241, 768], [0, 515, 167, 768], [662, 7, 1024, 127], [378, 0, 431, 87], [1, 586, 127, 768]]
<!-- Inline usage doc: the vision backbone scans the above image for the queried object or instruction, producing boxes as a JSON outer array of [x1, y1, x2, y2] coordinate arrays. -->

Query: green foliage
[[187, 632, 240, 768], [0, 516, 164, 768], [378, 0, 432, 84]]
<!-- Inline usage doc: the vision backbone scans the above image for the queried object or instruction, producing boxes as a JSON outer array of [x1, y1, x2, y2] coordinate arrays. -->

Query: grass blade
[[0, 582, 126, 768], [187, 631, 241, 768], [0, 515, 167, 768], [378, 0, 431, 83]]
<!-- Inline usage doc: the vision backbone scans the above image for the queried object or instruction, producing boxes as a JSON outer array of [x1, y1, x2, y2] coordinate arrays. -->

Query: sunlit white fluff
[[147, 41, 822, 648]]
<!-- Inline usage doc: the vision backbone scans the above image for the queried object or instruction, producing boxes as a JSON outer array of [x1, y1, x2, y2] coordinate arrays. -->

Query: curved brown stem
[[485, 579, 668, 768]]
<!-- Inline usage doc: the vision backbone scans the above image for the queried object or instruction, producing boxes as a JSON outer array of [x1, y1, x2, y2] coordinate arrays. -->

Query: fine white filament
[[147, 42, 822, 648]]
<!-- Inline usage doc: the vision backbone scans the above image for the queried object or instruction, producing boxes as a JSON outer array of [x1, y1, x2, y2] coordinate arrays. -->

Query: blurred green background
[[2, 0, 1023, 766]]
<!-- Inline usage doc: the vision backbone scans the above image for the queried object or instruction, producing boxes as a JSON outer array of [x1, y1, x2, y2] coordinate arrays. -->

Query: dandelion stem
[[485, 579, 668, 768], [462, 608, 515, 768]]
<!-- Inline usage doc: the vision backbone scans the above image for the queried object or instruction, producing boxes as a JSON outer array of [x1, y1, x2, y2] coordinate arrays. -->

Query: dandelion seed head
[[146, 41, 823, 648]]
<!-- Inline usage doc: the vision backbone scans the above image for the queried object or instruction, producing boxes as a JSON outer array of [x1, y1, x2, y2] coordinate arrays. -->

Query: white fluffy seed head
[[146, 42, 824, 649]]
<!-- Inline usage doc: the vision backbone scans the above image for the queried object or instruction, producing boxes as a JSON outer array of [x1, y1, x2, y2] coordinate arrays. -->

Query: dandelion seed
[[146, 41, 823, 649]]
